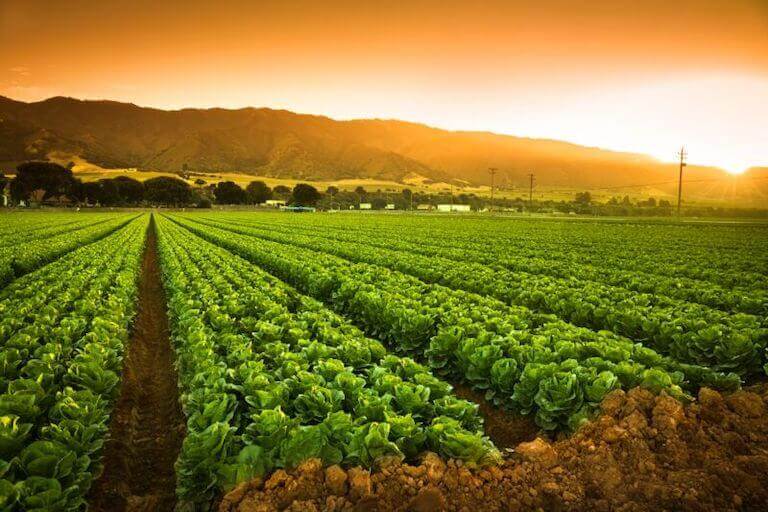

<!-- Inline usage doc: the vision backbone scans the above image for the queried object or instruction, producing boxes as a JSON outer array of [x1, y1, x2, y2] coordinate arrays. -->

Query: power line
[[591, 180, 680, 191], [582, 175, 768, 192], [677, 146, 687, 215], [528, 172, 535, 210], [488, 167, 497, 212]]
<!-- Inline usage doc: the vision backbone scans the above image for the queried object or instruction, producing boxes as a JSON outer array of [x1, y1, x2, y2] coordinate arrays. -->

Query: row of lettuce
[[183, 215, 767, 377], [0, 210, 758, 509], [221, 212, 767, 292], [219, 214, 766, 316], [0, 216, 147, 511], [154, 215, 500, 508], [166, 214, 741, 434], [0, 213, 138, 290]]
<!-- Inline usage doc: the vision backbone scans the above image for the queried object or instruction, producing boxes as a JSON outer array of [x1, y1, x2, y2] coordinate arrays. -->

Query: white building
[[359, 203, 372, 210], [437, 204, 471, 212], [385, 203, 395, 210], [264, 199, 287, 207]]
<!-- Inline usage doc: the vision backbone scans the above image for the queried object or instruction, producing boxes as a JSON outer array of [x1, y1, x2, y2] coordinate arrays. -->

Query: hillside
[[1, 96, 765, 205]]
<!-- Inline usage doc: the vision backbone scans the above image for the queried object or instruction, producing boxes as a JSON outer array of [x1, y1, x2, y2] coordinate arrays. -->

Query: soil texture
[[220, 385, 768, 512]]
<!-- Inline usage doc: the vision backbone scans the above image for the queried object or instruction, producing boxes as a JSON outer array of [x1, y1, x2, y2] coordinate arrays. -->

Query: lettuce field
[[0, 211, 766, 512]]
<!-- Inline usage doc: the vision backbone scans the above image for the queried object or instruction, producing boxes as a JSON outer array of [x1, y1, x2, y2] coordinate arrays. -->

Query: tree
[[214, 181, 248, 204], [195, 178, 206, 186], [96, 179, 121, 205], [246, 180, 273, 204], [659, 199, 672, 208], [291, 183, 321, 206], [574, 191, 592, 205], [144, 176, 193, 205], [10, 161, 78, 201], [326, 186, 339, 196], [354, 186, 367, 197], [78, 181, 102, 204], [111, 176, 144, 204], [273, 185, 291, 195], [371, 197, 387, 210], [75, 176, 144, 205]]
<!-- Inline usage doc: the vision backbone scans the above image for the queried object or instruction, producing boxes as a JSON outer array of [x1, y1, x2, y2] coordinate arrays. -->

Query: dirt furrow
[[88, 216, 185, 512], [452, 384, 540, 449]]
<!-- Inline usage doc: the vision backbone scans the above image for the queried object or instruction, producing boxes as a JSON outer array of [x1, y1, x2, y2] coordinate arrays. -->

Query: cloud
[[8, 66, 30, 76]]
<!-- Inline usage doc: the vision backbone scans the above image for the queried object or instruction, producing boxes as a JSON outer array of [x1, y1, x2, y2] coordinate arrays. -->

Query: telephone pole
[[488, 167, 497, 212], [528, 173, 535, 211], [677, 146, 687, 216]]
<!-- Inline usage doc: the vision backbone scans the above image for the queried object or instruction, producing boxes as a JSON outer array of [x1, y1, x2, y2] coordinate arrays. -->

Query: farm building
[[416, 204, 433, 211], [264, 199, 287, 207], [437, 204, 471, 212], [359, 203, 372, 210]]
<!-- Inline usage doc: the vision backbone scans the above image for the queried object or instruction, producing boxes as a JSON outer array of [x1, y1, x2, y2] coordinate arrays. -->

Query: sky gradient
[[2, 0, 767, 172]]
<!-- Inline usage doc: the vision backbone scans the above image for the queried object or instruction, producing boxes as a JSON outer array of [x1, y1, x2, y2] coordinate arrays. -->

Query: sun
[[711, 159, 752, 175]]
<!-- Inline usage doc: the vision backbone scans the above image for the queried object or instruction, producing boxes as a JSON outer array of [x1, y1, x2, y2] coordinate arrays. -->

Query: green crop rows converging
[[155, 215, 498, 507], [0, 214, 147, 510], [0, 210, 765, 510]]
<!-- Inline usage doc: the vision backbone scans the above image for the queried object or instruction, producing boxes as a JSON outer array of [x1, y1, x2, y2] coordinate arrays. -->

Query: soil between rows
[[452, 384, 540, 449], [88, 217, 186, 512]]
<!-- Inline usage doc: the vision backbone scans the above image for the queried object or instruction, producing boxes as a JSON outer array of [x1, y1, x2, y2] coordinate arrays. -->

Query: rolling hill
[[1, 95, 765, 205]]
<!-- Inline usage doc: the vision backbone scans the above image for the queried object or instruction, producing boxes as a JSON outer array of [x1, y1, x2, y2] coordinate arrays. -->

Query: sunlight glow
[[479, 73, 768, 175]]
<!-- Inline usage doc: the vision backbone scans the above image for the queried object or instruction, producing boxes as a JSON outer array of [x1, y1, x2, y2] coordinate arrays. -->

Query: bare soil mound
[[88, 218, 186, 512], [219, 385, 768, 512]]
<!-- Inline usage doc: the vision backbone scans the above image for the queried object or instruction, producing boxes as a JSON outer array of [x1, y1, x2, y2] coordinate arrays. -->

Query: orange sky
[[2, 0, 767, 172]]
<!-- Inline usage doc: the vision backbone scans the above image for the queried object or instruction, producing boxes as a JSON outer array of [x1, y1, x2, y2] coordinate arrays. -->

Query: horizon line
[[1, 93, 764, 173]]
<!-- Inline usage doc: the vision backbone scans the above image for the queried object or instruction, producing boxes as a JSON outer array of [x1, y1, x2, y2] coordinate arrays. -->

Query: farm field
[[0, 210, 766, 511]]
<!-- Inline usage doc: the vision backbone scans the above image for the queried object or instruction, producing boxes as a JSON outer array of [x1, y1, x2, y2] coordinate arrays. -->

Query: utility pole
[[488, 167, 497, 212], [677, 146, 687, 216], [528, 173, 535, 212]]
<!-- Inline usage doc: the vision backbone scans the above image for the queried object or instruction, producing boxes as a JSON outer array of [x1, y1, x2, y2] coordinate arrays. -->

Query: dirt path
[[89, 216, 185, 512]]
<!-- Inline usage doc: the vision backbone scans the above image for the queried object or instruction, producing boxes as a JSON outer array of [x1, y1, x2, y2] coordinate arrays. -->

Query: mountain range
[[0, 95, 765, 205]]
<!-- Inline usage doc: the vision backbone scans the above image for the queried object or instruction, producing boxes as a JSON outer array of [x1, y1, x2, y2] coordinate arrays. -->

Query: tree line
[[0, 162, 322, 207], [2, 162, 766, 218]]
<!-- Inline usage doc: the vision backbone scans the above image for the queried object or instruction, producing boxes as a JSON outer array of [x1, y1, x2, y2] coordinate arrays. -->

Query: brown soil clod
[[220, 385, 768, 512], [88, 216, 186, 512]]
